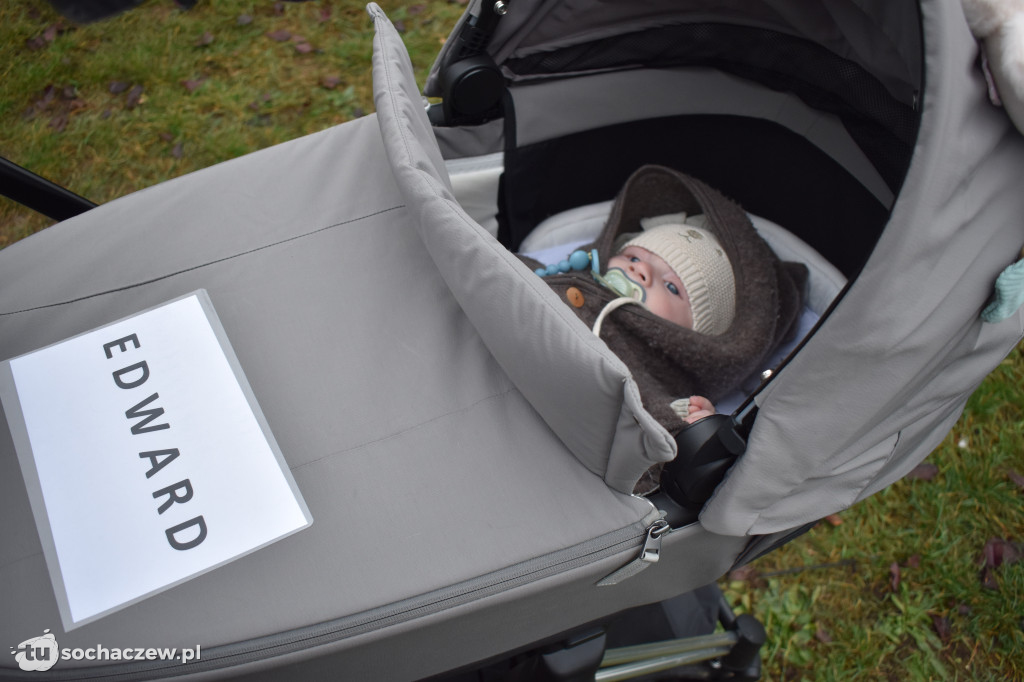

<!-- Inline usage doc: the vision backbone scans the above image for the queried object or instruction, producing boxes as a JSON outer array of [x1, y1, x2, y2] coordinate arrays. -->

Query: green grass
[[725, 348, 1024, 680], [0, 0, 463, 244], [3, 2, 1023, 680]]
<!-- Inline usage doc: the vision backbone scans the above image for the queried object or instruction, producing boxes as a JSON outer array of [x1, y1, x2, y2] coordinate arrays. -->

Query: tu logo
[[11, 629, 59, 672]]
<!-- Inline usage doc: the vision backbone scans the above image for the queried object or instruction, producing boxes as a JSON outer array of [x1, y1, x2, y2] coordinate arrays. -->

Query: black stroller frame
[[435, 586, 766, 682]]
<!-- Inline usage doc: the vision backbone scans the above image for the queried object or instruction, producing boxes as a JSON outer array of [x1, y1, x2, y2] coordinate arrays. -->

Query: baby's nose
[[628, 260, 652, 284]]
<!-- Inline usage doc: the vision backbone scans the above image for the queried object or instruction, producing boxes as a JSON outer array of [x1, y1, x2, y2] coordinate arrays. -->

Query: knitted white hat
[[622, 223, 736, 334]]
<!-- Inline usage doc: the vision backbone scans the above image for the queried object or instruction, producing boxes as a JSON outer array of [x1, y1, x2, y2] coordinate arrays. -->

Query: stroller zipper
[[596, 518, 671, 586], [72, 511, 663, 679]]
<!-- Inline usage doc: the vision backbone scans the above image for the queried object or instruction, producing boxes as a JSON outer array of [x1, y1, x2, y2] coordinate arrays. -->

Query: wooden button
[[566, 287, 585, 308]]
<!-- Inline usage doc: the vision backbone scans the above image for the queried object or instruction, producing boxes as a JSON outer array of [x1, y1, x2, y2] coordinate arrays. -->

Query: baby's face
[[607, 246, 693, 328]]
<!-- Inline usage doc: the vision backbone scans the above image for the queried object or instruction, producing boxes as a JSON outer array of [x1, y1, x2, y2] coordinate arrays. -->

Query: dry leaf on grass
[[932, 614, 951, 642], [1006, 469, 1024, 489], [906, 462, 939, 480]]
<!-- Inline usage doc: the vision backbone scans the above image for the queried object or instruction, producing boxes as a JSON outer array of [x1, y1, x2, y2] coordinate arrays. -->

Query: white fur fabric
[[962, 0, 1024, 133]]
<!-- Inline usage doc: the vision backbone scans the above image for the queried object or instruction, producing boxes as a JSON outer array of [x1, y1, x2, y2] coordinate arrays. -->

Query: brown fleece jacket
[[522, 165, 807, 433]]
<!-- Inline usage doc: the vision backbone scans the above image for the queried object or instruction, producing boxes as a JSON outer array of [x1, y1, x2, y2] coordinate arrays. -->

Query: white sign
[[1, 291, 312, 630]]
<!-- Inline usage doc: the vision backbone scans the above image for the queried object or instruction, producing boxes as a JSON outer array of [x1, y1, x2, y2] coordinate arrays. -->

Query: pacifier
[[593, 267, 647, 303]]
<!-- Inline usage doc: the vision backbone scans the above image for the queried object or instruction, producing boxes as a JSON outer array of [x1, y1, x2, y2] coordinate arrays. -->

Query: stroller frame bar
[[596, 647, 733, 682], [600, 631, 738, 668], [0, 156, 96, 222]]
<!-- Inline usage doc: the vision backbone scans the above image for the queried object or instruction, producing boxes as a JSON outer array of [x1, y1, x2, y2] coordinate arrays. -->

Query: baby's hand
[[684, 395, 716, 424]]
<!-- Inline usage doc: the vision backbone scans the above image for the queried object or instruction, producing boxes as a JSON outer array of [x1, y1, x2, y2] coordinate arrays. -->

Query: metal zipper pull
[[639, 519, 670, 562], [597, 519, 670, 587]]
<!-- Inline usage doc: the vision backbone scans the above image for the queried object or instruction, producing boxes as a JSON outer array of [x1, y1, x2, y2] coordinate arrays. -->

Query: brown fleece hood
[[524, 165, 807, 432]]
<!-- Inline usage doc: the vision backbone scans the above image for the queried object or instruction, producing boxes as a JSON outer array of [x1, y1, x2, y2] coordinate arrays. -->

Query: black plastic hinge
[[660, 414, 748, 513]]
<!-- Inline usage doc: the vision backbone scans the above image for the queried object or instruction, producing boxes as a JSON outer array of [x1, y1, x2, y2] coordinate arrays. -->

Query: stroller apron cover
[[3, 1, 1024, 680], [0, 7, 746, 681]]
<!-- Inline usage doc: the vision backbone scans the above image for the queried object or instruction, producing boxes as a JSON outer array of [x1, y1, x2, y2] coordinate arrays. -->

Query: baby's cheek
[[648, 295, 677, 323], [606, 255, 627, 270], [662, 296, 694, 328]]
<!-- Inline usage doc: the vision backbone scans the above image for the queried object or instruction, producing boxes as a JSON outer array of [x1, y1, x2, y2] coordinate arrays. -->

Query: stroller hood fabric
[[426, 0, 923, 108], [701, 0, 1024, 535]]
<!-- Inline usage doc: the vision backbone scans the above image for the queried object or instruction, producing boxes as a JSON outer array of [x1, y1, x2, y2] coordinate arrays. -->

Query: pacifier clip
[[535, 249, 650, 337], [533, 249, 601, 278], [534, 249, 647, 303]]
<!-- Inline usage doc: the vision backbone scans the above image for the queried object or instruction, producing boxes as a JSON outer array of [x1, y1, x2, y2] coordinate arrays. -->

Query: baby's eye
[[630, 256, 640, 263], [666, 282, 680, 296]]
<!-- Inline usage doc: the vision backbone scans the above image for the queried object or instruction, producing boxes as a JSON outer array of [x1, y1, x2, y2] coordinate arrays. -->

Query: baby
[[603, 218, 738, 423], [523, 165, 806, 434]]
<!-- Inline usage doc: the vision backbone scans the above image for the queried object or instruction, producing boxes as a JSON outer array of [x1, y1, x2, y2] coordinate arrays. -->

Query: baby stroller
[[2, 1, 1024, 680]]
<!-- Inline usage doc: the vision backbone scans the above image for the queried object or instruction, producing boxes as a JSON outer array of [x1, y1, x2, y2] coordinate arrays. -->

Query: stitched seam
[[291, 385, 517, 471], [2, 381, 517, 571], [0, 205, 405, 316], [0, 547, 45, 572]]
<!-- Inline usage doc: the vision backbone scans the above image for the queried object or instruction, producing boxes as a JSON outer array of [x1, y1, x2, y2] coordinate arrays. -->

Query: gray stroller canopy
[[428, 0, 922, 105]]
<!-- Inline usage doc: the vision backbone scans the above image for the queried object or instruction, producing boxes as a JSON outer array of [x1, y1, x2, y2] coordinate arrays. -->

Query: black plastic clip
[[660, 413, 748, 515], [428, 2, 508, 126]]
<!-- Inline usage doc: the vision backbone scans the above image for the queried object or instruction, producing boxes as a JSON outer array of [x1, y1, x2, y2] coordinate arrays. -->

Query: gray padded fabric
[[369, 3, 676, 494], [0, 13, 657, 674]]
